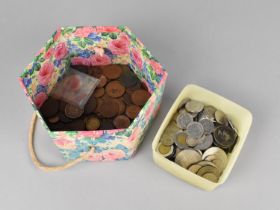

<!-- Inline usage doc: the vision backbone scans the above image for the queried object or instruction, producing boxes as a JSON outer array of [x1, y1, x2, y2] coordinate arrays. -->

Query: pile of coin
[[39, 64, 151, 131], [156, 98, 238, 183]]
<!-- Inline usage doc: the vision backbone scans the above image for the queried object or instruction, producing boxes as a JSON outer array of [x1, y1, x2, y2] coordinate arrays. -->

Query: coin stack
[[39, 64, 151, 131], [156, 99, 238, 183]]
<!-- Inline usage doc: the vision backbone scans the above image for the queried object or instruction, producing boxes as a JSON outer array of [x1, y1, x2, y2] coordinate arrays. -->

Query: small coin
[[48, 115, 60, 124], [105, 81, 125, 98], [188, 164, 203, 174], [113, 115, 130, 129], [174, 131, 189, 149], [199, 118, 215, 134], [123, 93, 133, 105], [185, 100, 204, 113], [202, 173, 219, 182], [131, 89, 150, 106], [125, 105, 141, 119], [201, 105, 216, 121], [40, 98, 59, 118], [161, 134, 174, 146], [65, 104, 84, 119], [213, 126, 237, 149], [94, 87, 105, 98], [194, 135, 213, 150], [99, 98, 119, 118], [97, 75, 107, 88], [215, 110, 228, 125], [85, 116, 100, 130], [186, 122, 204, 139], [175, 149, 202, 169], [84, 95, 97, 114], [157, 142, 175, 158], [101, 64, 123, 79], [186, 136, 199, 147], [176, 110, 193, 129]]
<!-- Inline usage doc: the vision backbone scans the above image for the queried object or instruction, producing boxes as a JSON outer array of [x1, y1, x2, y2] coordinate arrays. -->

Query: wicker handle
[[28, 113, 94, 172]]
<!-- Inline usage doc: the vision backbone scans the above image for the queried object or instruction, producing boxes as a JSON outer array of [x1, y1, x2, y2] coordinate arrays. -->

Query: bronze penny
[[84, 95, 97, 114], [125, 105, 141, 119], [113, 115, 130, 129], [94, 87, 105, 98], [131, 89, 150, 106], [93, 98, 104, 114], [101, 64, 123, 79], [64, 104, 84, 119], [97, 75, 107, 88], [113, 98, 126, 115], [100, 119, 115, 130], [48, 115, 60, 124], [126, 81, 142, 95], [99, 98, 119, 118], [88, 66, 102, 78], [85, 115, 100, 130], [40, 97, 59, 118], [123, 93, 133, 105], [105, 81, 125, 98]]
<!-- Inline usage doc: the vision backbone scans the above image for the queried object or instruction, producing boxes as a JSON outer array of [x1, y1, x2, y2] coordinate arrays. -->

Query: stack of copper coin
[[39, 64, 151, 131], [156, 99, 238, 183]]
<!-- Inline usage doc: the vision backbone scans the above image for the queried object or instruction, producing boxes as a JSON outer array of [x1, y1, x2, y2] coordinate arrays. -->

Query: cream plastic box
[[152, 84, 253, 191]]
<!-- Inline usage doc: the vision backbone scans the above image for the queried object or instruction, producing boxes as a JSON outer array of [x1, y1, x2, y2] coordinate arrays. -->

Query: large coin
[[99, 98, 119, 118], [186, 122, 204, 139], [175, 149, 202, 169], [202, 173, 219, 182], [131, 89, 150, 106], [113, 115, 130, 129], [64, 104, 84, 119], [188, 164, 202, 174], [105, 81, 125, 98], [176, 110, 193, 129], [185, 100, 204, 113], [85, 115, 100, 130], [213, 126, 237, 149], [101, 64, 123, 79]]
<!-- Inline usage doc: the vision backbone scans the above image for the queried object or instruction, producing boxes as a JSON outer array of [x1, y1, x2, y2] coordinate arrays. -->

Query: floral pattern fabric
[[19, 26, 167, 161]]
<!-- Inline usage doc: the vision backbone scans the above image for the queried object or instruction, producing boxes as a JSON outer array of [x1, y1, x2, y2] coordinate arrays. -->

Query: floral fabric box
[[19, 26, 167, 163]]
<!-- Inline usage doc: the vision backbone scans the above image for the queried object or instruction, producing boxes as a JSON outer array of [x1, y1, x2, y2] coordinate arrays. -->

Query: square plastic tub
[[152, 84, 253, 191]]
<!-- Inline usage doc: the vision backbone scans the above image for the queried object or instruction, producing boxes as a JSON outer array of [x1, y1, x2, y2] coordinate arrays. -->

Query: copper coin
[[125, 105, 141, 119], [64, 104, 84, 119], [101, 64, 123, 79], [97, 75, 107, 88], [68, 118, 86, 130], [126, 81, 142, 95], [48, 115, 60, 124], [84, 95, 97, 114], [40, 97, 59, 118], [85, 115, 100, 130], [119, 70, 138, 88], [105, 81, 125, 98], [131, 89, 150, 106], [93, 98, 104, 114], [100, 119, 115, 130], [99, 98, 119, 118], [94, 87, 105, 98], [88, 66, 102, 78], [113, 98, 126, 115], [113, 115, 130, 129]]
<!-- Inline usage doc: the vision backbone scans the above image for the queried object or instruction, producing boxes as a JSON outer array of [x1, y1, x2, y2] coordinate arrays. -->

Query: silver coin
[[176, 110, 193, 129], [185, 100, 204, 113], [186, 122, 204, 139], [199, 118, 215, 134], [194, 135, 213, 150], [186, 136, 199, 147], [202, 105, 216, 121]]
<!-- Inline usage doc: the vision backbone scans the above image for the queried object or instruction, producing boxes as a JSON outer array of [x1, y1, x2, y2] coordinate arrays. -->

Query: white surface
[[0, 0, 279, 209]]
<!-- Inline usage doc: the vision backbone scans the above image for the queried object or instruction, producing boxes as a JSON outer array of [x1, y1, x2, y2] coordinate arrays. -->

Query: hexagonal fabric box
[[19, 26, 168, 162]]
